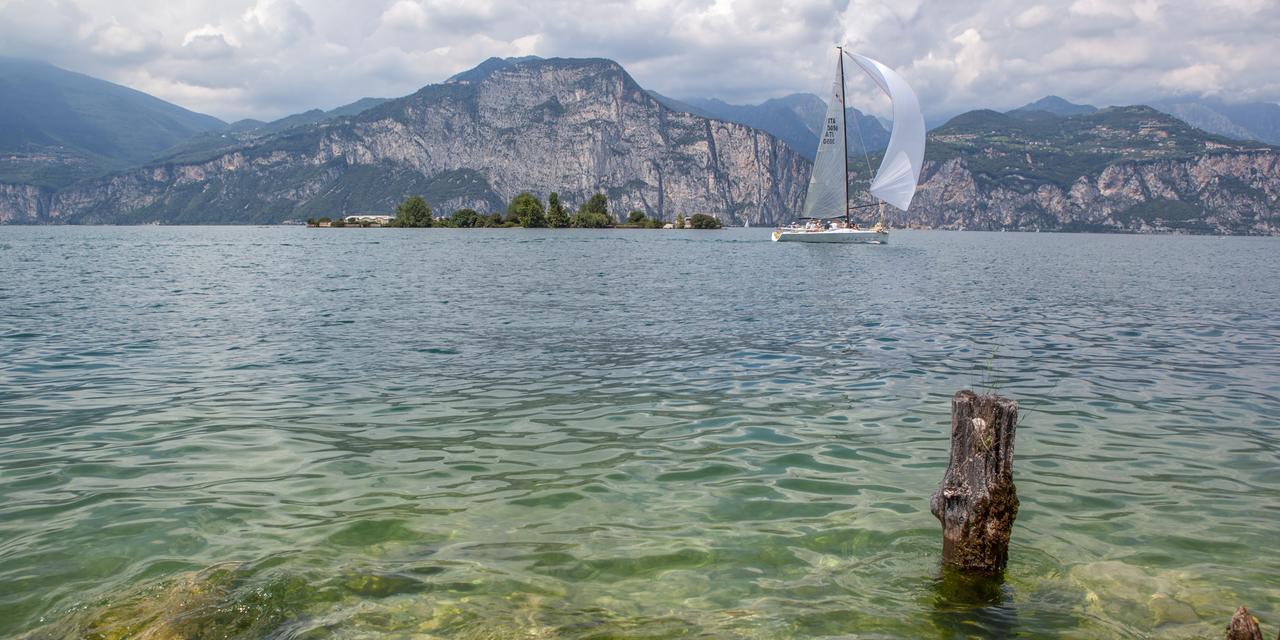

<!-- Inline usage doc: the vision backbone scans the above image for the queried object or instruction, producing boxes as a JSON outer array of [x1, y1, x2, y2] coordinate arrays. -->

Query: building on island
[[343, 214, 395, 226]]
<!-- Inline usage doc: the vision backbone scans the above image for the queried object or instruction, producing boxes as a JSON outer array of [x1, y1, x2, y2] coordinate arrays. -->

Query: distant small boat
[[744, 221, 750, 228], [773, 48, 925, 244]]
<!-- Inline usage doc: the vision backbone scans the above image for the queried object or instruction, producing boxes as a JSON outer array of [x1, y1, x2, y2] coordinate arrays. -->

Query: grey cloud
[[0, 0, 1276, 122], [180, 33, 236, 59]]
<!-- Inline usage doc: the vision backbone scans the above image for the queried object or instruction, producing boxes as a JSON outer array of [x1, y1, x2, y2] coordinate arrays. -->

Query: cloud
[[88, 21, 156, 59], [0, 0, 89, 62], [1160, 63, 1223, 96], [1012, 5, 1054, 29], [241, 0, 314, 42], [380, 0, 427, 30], [0, 0, 1276, 122], [181, 26, 237, 59]]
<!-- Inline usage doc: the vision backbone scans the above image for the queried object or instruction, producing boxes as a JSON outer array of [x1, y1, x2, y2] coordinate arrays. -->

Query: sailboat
[[772, 48, 926, 244]]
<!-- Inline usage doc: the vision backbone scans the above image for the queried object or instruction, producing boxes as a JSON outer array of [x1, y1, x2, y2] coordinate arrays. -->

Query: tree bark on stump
[[1225, 606, 1263, 640], [930, 390, 1019, 574]]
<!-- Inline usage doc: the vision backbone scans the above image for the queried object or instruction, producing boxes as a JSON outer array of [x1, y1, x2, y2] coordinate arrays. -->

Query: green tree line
[[384, 192, 720, 229]]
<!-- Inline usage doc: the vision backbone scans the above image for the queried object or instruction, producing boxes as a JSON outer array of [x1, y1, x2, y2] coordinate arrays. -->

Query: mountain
[[446, 56, 544, 84], [1010, 95, 1098, 117], [158, 97, 395, 166], [669, 93, 889, 160], [871, 106, 1279, 234], [645, 91, 714, 119], [0, 57, 224, 188], [1151, 98, 1280, 145], [1010, 95, 1280, 147], [226, 97, 390, 135], [0, 57, 806, 225], [1, 56, 1276, 234]]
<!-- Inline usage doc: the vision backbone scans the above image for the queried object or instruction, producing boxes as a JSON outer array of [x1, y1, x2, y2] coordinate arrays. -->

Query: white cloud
[[0, 0, 1276, 122], [379, 0, 426, 30], [1160, 63, 1223, 96], [1012, 5, 1054, 29], [87, 21, 153, 58], [241, 0, 314, 41], [183, 25, 238, 48], [181, 25, 237, 59]]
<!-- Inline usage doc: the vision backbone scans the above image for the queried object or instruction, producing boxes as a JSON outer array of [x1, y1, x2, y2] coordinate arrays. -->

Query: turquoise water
[[1, 227, 1277, 639]]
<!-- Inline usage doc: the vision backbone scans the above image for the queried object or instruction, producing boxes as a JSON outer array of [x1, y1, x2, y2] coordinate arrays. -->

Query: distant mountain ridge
[[227, 97, 390, 134], [157, 96, 394, 164], [446, 56, 544, 84], [0, 58, 1277, 234], [1, 56, 807, 225], [1009, 94, 1280, 147], [1010, 95, 1098, 116], [0, 56, 225, 187], [1150, 98, 1280, 145], [662, 92, 890, 160], [888, 106, 1278, 234]]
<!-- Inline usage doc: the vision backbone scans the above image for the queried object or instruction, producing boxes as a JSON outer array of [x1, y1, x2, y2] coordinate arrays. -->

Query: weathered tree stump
[[1225, 606, 1264, 640], [930, 390, 1019, 574]]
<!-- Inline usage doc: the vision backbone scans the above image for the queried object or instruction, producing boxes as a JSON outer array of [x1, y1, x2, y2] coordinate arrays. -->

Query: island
[[306, 193, 723, 229]]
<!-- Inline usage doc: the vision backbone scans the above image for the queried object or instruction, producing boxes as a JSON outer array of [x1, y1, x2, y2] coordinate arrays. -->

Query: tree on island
[[675, 213, 685, 229], [571, 193, 612, 228], [690, 213, 722, 229], [546, 192, 570, 228], [508, 192, 546, 227], [624, 210, 663, 228], [391, 196, 433, 227], [450, 208, 482, 228], [585, 193, 608, 216]]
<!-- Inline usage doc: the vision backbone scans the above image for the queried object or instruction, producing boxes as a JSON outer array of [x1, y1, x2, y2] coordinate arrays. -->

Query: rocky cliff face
[[897, 151, 1279, 234], [1, 58, 808, 226], [848, 106, 1279, 235], [2, 58, 1277, 234], [0, 183, 52, 222]]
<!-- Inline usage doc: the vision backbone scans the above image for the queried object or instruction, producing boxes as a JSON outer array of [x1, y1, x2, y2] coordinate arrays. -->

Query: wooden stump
[[1226, 606, 1264, 640], [930, 390, 1020, 574]]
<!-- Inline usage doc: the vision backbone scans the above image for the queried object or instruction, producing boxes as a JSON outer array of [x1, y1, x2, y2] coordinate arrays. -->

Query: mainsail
[[799, 54, 848, 219], [845, 52, 926, 212]]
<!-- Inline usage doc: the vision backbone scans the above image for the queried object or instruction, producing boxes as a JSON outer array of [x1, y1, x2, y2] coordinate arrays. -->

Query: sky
[[0, 0, 1276, 123]]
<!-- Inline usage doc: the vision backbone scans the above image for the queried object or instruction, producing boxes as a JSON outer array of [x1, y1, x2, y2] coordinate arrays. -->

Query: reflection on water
[[1, 227, 1278, 638]]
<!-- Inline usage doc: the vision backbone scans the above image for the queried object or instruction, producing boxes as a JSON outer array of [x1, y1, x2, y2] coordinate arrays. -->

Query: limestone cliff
[[854, 107, 1280, 235], [1, 57, 808, 226], [2, 59, 1277, 234], [885, 151, 1280, 234]]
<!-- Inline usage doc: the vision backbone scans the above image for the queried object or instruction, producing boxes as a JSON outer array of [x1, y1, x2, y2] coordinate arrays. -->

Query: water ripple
[[1, 227, 1278, 638]]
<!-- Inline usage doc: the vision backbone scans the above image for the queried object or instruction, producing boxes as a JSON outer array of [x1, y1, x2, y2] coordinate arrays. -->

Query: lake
[[1, 226, 1277, 639]]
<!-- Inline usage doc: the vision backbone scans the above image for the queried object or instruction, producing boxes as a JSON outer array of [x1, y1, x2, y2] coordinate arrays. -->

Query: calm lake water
[[1, 226, 1278, 639]]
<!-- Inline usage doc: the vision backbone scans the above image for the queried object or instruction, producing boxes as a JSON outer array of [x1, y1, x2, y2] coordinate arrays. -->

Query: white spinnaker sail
[[799, 55, 848, 219], [846, 52, 925, 212]]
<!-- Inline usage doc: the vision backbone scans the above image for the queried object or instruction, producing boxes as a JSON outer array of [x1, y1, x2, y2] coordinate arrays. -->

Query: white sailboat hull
[[771, 228, 888, 244]]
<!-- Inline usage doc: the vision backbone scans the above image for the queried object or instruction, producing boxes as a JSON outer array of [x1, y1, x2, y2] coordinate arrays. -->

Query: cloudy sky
[[1, 0, 1276, 122]]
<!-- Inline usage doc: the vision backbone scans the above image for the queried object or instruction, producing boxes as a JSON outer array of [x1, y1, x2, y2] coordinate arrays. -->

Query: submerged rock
[[1063, 560, 1251, 638], [20, 564, 240, 640], [1148, 593, 1199, 626]]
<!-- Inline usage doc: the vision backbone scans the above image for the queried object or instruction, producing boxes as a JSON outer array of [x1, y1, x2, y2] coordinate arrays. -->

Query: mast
[[838, 46, 849, 224]]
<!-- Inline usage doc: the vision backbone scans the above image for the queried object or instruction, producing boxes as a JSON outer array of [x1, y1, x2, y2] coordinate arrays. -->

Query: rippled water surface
[[1, 226, 1278, 639]]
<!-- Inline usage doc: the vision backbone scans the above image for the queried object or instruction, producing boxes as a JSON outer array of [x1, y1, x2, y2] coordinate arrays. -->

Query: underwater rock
[[341, 571, 425, 597], [19, 564, 240, 640], [1148, 593, 1199, 626]]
